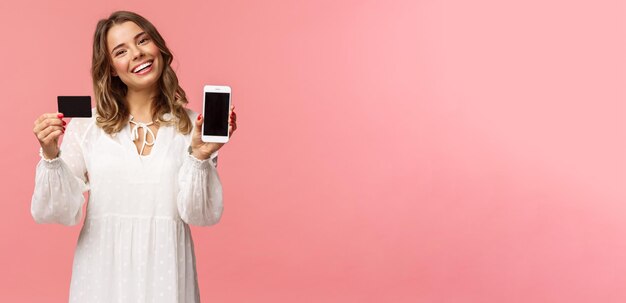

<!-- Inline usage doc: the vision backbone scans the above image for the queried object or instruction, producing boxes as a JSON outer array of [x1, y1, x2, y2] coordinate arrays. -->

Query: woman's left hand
[[190, 105, 237, 160]]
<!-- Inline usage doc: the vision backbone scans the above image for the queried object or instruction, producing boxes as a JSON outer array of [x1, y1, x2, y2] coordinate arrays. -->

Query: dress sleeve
[[31, 118, 89, 226], [176, 151, 224, 226]]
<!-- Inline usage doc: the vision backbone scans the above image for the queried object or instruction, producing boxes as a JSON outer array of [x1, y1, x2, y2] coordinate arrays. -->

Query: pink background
[[1, 0, 625, 302]]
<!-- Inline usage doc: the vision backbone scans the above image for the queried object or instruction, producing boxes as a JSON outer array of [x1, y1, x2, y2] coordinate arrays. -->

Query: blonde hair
[[91, 11, 192, 135]]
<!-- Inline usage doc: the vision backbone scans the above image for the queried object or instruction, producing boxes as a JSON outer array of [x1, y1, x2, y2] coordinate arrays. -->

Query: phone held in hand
[[201, 85, 231, 143], [57, 96, 92, 117]]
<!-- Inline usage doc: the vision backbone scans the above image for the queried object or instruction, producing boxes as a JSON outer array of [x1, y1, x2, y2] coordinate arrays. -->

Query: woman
[[31, 11, 236, 302]]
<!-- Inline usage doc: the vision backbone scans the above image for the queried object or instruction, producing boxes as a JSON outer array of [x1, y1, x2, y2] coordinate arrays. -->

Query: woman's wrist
[[188, 145, 212, 160], [40, 146, 60, 160]]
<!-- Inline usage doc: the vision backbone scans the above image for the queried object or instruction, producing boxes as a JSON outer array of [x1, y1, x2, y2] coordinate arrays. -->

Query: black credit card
[[57, 96, 92, 117]]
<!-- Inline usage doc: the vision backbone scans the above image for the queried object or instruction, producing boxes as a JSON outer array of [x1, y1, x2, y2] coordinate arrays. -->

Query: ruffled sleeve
[[176, 151, 223, 226], [31, 118, 90, 226]]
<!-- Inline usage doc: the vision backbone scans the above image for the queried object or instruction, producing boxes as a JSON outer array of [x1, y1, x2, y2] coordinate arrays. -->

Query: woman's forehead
[[107, 21, 144, 51]]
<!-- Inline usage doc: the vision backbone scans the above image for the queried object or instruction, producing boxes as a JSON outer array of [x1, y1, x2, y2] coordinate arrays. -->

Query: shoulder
[[65, 108, 98, 141], [184, 108, 199, 122], [67, 108, 97, 127]]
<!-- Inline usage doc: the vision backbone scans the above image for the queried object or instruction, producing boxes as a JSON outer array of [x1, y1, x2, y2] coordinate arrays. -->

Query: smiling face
[[107, 21, 163, 92]]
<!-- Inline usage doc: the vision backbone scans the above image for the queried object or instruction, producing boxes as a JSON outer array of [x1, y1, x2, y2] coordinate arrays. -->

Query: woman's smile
[[132, 60, 154, 75]]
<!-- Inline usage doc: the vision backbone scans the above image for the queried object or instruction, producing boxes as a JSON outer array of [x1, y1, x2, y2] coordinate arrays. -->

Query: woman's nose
[[130, 46, 144, 61]]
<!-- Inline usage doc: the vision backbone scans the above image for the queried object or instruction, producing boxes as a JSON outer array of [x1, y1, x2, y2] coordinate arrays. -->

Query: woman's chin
[[126, 77, 160, 92]]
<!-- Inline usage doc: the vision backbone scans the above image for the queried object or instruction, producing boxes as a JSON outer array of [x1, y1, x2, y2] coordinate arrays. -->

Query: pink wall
[[1, 0, 625, 302]]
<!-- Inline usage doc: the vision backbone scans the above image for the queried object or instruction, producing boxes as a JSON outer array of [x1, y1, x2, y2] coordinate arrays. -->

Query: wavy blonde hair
[[92, 11, 192, 135]]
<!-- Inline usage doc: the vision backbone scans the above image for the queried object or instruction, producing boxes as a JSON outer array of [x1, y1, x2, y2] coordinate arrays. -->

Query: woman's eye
[[115, 50, 126, 56], [139, 37, 150, 44]]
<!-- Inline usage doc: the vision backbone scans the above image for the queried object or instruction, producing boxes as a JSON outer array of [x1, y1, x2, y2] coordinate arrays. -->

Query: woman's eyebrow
[[110, 31, 147, 54]]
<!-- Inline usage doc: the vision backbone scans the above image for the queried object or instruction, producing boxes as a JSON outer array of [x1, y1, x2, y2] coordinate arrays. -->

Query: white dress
[[31, 110, 223, 303]]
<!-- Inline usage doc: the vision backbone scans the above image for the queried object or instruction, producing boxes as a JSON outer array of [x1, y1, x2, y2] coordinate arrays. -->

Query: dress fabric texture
[[31, 110, 223, 303]]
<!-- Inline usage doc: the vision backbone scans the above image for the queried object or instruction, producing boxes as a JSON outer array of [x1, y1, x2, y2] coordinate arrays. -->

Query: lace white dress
[[31, 110, 223, 303]]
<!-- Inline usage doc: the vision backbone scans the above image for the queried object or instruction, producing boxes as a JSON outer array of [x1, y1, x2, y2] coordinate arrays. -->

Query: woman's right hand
[[33, 113, 66, 159]]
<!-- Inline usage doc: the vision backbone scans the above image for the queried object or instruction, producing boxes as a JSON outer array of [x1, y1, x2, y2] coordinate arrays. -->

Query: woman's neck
[[126, 87, 157, 122]]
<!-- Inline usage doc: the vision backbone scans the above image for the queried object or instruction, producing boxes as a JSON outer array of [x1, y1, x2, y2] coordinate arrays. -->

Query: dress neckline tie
[[129, 117, 156, 156]]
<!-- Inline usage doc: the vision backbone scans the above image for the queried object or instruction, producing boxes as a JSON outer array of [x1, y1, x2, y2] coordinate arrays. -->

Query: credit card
[[57, 96, 92, 117]]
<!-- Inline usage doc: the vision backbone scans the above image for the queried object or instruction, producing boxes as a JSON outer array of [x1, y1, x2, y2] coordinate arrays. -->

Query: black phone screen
[[203, 92, 230, 136]]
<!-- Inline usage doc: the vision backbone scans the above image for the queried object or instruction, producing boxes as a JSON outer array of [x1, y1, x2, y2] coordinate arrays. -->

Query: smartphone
[[202, 85, 231, 143], [57, 96, 92, 117]]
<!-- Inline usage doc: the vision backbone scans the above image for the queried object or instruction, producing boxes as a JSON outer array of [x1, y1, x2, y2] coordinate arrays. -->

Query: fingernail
[[57, 113, 64, 119], [62, 120, 66, 126], [197, 114, 202, 121]]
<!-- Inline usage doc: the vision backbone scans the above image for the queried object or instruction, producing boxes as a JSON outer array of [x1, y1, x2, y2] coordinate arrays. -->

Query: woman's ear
[[111, 70, 118, 77]]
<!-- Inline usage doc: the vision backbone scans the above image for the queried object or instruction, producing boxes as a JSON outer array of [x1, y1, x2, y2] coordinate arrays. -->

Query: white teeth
[[133, 62, 152, 73]]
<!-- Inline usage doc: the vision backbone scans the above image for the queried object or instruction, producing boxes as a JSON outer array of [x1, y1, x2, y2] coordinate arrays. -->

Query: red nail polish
[[197, 115, 202, 120], [57, 113, 64, 119], [62, 121, 67, 126]]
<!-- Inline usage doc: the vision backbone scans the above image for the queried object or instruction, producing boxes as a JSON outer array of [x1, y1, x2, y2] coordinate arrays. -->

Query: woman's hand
[[190, 106, 237, 160], [33, 113, 66, 159]]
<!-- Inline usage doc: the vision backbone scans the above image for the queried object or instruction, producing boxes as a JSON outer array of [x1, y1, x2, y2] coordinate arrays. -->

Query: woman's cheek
[[112, 59, 127, 76]]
